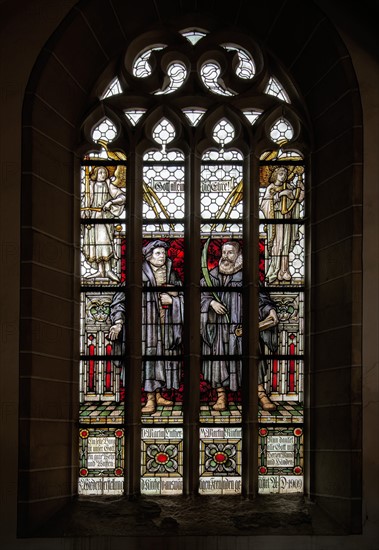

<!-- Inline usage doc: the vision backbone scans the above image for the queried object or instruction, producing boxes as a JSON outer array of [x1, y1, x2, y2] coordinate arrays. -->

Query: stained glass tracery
[[133, 45, 167, 78], [200, 62, 235, 96], [264, 76, 291, 103], [212, 119, 235, 148], [91, 118, 118, 143], [270, 118, 294, 144], [124, 108, 147, 126], [154, 62, 187, 95], [152, 118, 176, 150], [242, 109, 263, 125], [101, 77, 123, 99], [181, 30, 207, 45], [182, 108, 206, 126], [221, 44, 255, 79]]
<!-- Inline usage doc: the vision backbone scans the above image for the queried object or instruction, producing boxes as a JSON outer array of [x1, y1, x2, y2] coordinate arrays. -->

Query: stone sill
[[31, 494, 347, 537]]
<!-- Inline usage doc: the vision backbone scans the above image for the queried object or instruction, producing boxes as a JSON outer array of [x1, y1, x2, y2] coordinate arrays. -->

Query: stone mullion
[[125, 149, 143, 496], [183, 150, 201, 495], [242, 152, 259, 497]]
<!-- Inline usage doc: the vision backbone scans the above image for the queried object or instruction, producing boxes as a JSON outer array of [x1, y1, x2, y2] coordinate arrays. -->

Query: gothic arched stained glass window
[[78, 27, 307, 497]]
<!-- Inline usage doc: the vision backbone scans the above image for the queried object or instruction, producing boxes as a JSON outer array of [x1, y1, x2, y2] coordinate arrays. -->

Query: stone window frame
[[19, 0, 362, 536]]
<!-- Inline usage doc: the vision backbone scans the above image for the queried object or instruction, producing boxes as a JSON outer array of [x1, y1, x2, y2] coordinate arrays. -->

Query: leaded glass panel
[[141, 427, 183, 495], [270, 118, 294, 144], [79, 147, 127, 495], [257, 152, 305, 494], [141, 234, 184, 425], [78, 427, 125, 495], [143, 150, 185, 219], [201, 150, 243, 220], [242, 109, 263, 125], [124, 108, 147, 126], [140, 140, 185, 491], [182, 108, 206, 126], [200, 62, 235, 96], [101, 77, 123, 99], [264, 76, 291, 103], [199, 142, 244, 493], [92, 118, 118, 143], [259, 164, 305, 286], [154, 62, 187, 95], [199, 427, 242, 494], [258, 426, 304, 494], [221, 44, 255, 79], [181, 30, 207, 45], [133, 45, 166, 78]]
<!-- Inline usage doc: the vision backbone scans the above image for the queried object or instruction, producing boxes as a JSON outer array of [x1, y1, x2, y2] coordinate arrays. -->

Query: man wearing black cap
[[109, 240, 183, 413]]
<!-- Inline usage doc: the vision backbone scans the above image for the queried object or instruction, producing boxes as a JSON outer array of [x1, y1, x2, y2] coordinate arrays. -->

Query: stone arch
[[20, 0, 362, 535]]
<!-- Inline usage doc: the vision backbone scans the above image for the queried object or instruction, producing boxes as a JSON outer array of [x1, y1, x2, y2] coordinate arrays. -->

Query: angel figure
[[82, 165, 125, 281], [260, 166, 304, 284]]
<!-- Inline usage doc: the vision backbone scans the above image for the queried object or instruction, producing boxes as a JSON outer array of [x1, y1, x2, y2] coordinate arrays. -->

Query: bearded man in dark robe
[[200, 240, 278, 411], [109, 240, 183, 413]]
